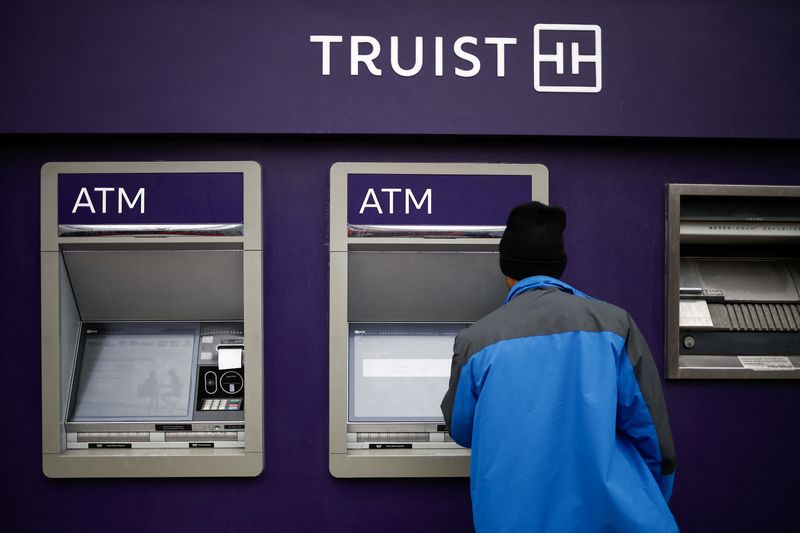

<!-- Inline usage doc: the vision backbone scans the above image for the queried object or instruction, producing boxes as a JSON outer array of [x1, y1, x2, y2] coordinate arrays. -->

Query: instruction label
[[738, 356, 795, 371]]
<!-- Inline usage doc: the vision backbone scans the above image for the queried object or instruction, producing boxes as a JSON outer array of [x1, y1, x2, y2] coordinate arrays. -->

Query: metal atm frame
[[41, 161, 264, 477], [666, 183, 800, 379], [329, 162, 548, 478]]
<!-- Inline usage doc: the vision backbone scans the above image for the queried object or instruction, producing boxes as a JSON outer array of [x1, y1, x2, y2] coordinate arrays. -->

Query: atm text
[[359, 188, 432, 215], [71, 187, 145, 214]]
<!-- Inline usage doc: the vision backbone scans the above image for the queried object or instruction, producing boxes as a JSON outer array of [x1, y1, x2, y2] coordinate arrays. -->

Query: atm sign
[[358, 187, 431, 216], [57, 172, 243, 225], [347, 173, 532, 226]]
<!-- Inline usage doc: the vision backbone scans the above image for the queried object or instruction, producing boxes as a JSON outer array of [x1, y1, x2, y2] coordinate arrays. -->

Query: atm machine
[[329, 162, 548, 477], [666, 184, 800, 379], [40, 161, 264, 477]]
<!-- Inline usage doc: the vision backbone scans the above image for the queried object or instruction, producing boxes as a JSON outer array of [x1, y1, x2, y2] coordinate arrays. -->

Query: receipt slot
[[40, 162, 264, 477], [666, 184, 800, 379], [329, 162, 548, 477]]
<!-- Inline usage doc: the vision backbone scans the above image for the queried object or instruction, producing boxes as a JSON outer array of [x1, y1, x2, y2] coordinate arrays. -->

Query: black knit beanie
[[499, 201, 568, 280]]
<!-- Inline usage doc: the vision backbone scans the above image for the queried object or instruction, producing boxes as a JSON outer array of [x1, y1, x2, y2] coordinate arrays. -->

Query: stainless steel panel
[[679, 258, 702, 290], [356, 432, 430, 443], [709, 303, 800, 332], [348, 251, 506, 322], [78, 432, 150, 443], [166, 431, 238, 442], [59, 223, 244, 237], [41, 252, 63, 454], [696, 260, 799, 302], [348, 224, 505, 238], [41, 161, 263, 478], [667, 184, 800, 380], [63, 249, 244, 321], [679, 221, 800, 243], [242, 249, 264, 458], [329, 453, 470, 478], [59, 255, 81, 426]]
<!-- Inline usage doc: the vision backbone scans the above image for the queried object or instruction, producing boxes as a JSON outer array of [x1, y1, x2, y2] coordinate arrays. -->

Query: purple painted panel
[[57, 172, 243, 225], [2, 136, 800, 533], [347, 174, 532, 226], [0, 1, 799, 138]]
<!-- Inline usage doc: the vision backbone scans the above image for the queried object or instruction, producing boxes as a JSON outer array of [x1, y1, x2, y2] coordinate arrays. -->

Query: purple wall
[[1, 0, 799, 138], [1, 136, 799, 532]]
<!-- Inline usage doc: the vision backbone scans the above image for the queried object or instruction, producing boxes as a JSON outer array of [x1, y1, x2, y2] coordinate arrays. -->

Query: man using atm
[[441, 202, 678, 532]]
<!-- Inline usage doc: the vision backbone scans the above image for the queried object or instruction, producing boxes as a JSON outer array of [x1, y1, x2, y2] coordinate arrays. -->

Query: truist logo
[[534, 24, 601, 93], [309, 23, 601, 94]]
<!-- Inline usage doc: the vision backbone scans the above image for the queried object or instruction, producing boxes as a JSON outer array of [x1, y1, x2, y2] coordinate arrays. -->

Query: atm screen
[[70, 324, 198, 421], [348, 323, 468, 423]]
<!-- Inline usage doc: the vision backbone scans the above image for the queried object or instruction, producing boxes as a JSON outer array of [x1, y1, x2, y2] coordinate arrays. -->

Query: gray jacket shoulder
[[455, 287, 633, 358]]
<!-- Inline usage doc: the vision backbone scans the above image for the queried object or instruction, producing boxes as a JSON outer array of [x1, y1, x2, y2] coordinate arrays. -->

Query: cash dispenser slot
[[666, 184, 800, 378]]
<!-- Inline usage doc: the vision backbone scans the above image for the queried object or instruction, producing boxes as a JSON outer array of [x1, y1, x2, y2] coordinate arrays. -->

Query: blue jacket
[[441, 276, 678, 532]]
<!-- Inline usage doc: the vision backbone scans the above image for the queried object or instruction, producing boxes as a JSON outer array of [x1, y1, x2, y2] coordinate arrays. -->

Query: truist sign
[[311, 23, 602, 93], [57, 172, 244, 235]]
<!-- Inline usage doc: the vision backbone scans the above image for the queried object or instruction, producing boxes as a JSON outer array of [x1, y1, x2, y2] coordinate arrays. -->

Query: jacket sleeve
[[617, 316, 677, 501], [441, 334, 480, 447]]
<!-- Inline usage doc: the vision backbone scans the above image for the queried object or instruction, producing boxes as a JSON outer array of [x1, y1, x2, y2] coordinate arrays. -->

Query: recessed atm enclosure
[[67, 322, 245, 446], [41, 161, 263, 477], [330, 162, 548, 477], [666, 184, 800, 379]]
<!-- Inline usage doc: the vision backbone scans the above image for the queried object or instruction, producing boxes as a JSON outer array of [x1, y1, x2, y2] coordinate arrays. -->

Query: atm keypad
[[200, 398, 242, 411], [196, 366, 245, 411]]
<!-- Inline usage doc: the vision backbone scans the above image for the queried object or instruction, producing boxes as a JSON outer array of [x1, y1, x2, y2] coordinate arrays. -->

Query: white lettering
[[94, 187, 114, 213], [540, 42, 566, 75], [351, 36, 382, 76], [435, 36, 444, 77], [405, 189, 432, 214], [453, 36, 480, 77], [484, 37, 517, 77], [359, 188, 383, 214], [118, 187, 145, 214], [72, 187, 95, 214], [380, 188, 402, 214], [315, 34, 523, 78], [309, 35, 343, 76], [390, 36, 423, 77]]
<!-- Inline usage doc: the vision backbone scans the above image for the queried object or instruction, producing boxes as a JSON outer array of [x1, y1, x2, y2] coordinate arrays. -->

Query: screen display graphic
[[71, 326, 198, 421], [348, 323, 467, 423]]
